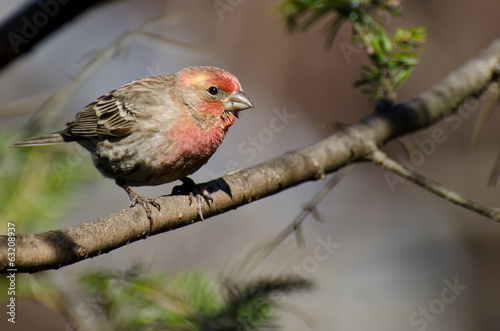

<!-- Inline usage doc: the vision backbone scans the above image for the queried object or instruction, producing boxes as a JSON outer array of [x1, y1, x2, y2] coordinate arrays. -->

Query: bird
[[13, 66, 253, 227]]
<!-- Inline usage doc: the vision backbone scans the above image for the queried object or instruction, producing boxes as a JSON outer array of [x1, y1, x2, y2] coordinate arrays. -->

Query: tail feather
[[11, 132, 66, 147]]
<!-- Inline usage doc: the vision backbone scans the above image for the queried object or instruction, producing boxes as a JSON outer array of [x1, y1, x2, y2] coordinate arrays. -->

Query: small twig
[[246, 165, 355, 271], [470, 82, 500, 147], [488, 151, 500, 187], [0, 88, 59, 122], [369, 149, 500, 221]]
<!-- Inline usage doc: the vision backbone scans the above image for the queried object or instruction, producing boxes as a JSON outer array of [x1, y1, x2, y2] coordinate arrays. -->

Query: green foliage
[[0, 131, 96, 231], [277, 0, 426, 103], [354, 25, 426, 102], [79, 269, 222, 330], [279, 0, 401, 47], [0, 131, 96, 303], [78, 269, 313, 331], [220, 276, 313, 330]]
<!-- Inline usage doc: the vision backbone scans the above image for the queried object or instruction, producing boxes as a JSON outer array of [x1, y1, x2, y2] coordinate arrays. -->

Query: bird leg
[[116, 180, 161, 232], [172, 177, 213, 220]]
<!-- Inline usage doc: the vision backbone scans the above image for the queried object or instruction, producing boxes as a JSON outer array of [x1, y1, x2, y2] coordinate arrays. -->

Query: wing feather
[[64, 75, 173, 139], [66, 89, 138, 138]]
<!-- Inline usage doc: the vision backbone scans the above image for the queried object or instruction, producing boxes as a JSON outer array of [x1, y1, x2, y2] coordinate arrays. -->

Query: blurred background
[[1, 0, 500, 330]]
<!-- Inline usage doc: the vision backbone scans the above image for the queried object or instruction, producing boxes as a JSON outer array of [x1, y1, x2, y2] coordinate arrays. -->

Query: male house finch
[[13, 66, 253, 224]]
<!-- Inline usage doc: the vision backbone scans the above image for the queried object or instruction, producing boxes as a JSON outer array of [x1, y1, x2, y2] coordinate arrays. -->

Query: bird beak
[[222, 90, 253, 117]]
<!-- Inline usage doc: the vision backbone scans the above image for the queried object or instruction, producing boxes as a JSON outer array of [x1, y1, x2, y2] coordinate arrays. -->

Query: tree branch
[[0, 0, 111, 71], [2, 38, 500, 273], [368, 149, 500, 220], [243, 165, 355, 274]]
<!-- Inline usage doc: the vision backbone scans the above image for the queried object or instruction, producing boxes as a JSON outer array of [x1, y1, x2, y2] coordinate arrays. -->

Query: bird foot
[[117, 181, 160, 234], [129, 192, 161, 219], [172, 177, 213, 220]]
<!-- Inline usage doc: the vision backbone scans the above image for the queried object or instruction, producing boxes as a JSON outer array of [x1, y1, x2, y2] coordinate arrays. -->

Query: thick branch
[[2, 38, 500, 273], [0, 0, 111, 71]]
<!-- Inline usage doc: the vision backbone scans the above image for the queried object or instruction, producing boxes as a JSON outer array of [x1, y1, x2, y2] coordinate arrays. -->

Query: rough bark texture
[[2, 39, 500, 273]]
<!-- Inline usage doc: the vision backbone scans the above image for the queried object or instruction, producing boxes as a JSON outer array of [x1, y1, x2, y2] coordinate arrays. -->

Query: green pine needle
[[277, 0, 426, 103], [78, 269, 313, 331]]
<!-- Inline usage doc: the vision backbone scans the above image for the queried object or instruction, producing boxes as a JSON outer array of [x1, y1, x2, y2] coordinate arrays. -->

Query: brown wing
[[65, 90, 138, 138]]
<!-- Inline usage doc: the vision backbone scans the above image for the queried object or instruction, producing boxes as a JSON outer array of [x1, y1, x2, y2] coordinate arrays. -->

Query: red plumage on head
[[178, 66, 241, 93], [208, 70, 241, 93]]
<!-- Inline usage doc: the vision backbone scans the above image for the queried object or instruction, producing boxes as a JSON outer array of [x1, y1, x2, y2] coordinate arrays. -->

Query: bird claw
[[129, 195, 161, 235], [187, 189, 212, 220], [188, 192, 204, 220], [117, 181, 161, 234], [173, 177, 212, 220], [130, 195, 161, 219]]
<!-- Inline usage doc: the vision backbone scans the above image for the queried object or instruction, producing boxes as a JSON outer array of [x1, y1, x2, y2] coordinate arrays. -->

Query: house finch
[[13, 66, 253, 225]]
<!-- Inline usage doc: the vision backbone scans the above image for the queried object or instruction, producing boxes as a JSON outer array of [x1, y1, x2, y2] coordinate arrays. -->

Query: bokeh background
[[1, 0, 500, 330]]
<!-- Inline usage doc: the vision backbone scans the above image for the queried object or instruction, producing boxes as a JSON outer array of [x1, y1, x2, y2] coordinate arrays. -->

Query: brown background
[[1, 0, 500, 330]]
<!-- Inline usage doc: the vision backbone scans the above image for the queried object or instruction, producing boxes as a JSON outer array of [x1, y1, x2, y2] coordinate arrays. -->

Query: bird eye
[[207, 86, 218, 95]]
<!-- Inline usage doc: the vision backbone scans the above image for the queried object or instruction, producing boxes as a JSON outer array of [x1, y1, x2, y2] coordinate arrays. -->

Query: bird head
[[178, 66, 253, 127]]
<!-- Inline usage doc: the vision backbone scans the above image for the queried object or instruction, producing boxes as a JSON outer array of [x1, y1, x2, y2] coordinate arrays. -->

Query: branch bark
[[2, 38, 500, 273], [369, 149, 500, 220]]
